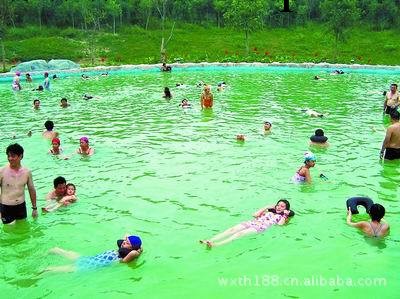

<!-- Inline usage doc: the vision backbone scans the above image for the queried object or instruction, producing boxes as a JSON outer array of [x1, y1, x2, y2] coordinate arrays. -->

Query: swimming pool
[[0, 65, 399, 298]]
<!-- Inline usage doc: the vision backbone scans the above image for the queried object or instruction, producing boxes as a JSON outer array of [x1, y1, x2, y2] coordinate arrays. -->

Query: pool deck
[[1, 62, 400, 78]]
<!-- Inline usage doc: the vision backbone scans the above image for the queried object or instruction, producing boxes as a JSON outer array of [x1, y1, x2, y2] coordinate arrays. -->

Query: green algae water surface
[[0, 66, 399, 299]]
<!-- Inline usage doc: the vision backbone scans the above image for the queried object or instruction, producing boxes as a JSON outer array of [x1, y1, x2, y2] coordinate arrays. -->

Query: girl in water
[[12, 71, 22, 91], [200, 200, 293, 247], [292, 152, 316, 183], [44, 235, 143, 272]]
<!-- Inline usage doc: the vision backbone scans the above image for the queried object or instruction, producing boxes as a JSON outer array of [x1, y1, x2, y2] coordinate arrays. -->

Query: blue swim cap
[[128, 235, 142, 249], [304, 152, 316, 162]]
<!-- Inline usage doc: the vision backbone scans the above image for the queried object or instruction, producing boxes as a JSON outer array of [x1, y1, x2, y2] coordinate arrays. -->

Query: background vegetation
[[0, 0, 399, 71]]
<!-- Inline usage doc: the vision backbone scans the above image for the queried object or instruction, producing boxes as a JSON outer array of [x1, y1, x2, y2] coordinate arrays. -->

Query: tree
[[224, 0, 266, 55], [320, 0, 360, 44], [155, 0, 175, 63], [106, 0, 122, 34]]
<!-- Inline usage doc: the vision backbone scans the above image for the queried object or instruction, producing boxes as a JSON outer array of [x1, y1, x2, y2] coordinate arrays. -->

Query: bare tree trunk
[[113, 16, 116, 34], [38, 8, 42, 30], [1, 40, 6, 73], [245, 30, 249, 55], [145, 10, 150, 30], [71, 13, 75, 29]]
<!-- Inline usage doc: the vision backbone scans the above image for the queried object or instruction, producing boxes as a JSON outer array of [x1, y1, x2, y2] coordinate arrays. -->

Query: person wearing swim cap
[[77, 137, 94, 156], [44, 234, 143, 272], [48, 138, 63, 155], [292, 152, 316, 183], [12, 71, 22, 91]]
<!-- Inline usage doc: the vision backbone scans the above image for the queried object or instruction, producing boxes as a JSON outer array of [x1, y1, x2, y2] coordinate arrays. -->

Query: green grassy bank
[[1, 23, 399, 71]]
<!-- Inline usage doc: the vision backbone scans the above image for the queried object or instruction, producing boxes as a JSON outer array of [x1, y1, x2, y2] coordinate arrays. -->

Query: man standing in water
[[380, 110, 400, 160], [0, 144, 38, 224], [383, 83, 399, 115]]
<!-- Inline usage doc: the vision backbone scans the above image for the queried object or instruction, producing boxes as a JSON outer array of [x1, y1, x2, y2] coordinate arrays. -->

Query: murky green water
[[0, 66, 399, 299]]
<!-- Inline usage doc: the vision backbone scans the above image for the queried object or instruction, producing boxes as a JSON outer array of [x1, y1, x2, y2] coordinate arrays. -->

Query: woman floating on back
[[200, 200, 293, 248]]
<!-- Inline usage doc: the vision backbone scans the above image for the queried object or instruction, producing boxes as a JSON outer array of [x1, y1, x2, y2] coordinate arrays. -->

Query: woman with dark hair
[[347, 204, 390, 237], [200, 200, 294, 248]]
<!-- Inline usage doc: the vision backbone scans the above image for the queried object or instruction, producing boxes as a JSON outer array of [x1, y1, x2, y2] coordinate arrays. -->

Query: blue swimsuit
[[76, 250, 120, 270]]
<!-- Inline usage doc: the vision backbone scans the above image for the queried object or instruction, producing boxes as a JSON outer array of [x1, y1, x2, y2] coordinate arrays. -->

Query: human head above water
[[117, 235, 142, 258], [44, 120, 54, 131], [66, 183, 76, 195], [264, 121, 272, 130], [52, 137, 60, 145], [276, 199, 290, 210], [390, 109, 399, 120], [315, 129, 324, 136], [6, 143, 24, 157], [80, 136, 89, 144], [53, 176, 66, 188], [369, 204, 385, 222], [304, 152, 316, 164]]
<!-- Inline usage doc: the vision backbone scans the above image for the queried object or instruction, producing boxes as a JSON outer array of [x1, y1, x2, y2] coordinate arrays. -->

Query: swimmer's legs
[[49, 247, 80, 260], [43, 265, 76, 273], [202, 223, 247, 243], [209, 227, 258, 247]]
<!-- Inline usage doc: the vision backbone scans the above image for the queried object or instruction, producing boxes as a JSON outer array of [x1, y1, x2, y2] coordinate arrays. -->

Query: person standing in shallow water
[[77, 137, 94, 156], [200, 85, 214, 109], [0, 143, 38, 224], [383, 83, 399, 115], [380, 110, 400, 160]]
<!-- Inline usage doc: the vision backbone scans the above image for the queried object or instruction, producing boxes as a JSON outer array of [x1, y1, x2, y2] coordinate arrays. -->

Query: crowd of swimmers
[[1, 66, 397, 271]]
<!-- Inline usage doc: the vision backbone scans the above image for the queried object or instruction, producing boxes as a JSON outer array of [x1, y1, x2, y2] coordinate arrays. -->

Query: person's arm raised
[[253, 204, 275, 218], [121, 247, 143, 263]]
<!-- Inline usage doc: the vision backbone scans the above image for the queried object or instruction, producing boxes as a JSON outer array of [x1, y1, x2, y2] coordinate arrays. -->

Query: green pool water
[[0, 66, 399, 299]]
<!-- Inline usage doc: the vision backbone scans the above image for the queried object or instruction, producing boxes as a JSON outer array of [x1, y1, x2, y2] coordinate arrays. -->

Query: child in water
[[179, 99, 191, 108], [292, 152, 316, 183], [44, 235, 143, 272], [42, 183, 77, 212]]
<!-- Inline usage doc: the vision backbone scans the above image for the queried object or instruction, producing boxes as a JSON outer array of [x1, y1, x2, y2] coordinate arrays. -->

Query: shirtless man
[[42, 120, 59, 140], [380, 110, 400, 160], [383, 83, 399, 115], [0, 144, 37, 224], [200, 85, 214, 109]]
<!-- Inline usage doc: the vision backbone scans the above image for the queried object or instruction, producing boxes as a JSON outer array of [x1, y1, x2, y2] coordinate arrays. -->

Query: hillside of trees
[[0, 0, 399, 70]]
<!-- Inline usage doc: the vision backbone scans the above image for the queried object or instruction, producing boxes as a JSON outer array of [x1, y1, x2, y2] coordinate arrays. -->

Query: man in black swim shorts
[[380, 110, 400, 160], [0, 144, 38, 224]]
